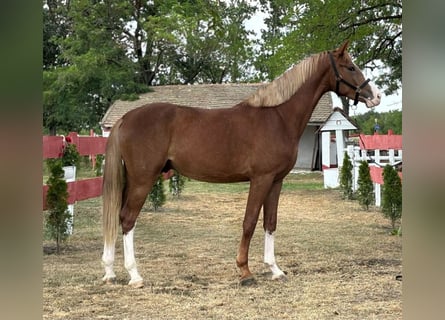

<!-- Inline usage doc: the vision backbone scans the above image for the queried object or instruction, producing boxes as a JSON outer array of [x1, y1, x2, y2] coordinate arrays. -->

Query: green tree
[[43, 0, 150, 134], [42, 0, 256, 133], [382, 165, 402, 230], [43, 0, 72, 70], [149, 176, 166, 211], [357, 161, 374, 210], [339, 152, 354, 200], [45, 159, 71, 254], [354, 110, 402, 134], [154, 0, 255, 84], [257, 0, 402, 114]]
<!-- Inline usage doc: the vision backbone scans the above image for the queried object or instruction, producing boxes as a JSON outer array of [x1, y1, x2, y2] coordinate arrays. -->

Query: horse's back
[[121, 102, 178, 129]]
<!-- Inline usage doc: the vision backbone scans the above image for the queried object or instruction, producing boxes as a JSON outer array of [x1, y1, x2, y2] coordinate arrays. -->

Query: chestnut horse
[[102, 41, 381, 288]]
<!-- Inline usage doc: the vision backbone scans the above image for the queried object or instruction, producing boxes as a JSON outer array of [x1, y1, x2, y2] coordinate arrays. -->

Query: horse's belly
[[169, 152, 250, 183]]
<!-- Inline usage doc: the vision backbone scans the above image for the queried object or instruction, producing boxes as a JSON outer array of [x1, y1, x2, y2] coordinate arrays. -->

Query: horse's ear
[[338, 40, 349, 56]]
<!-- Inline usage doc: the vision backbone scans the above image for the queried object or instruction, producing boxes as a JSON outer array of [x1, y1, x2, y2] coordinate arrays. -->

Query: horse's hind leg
[[123, 224, 144, 288], [120, 176, 156, 288], [102, 241, 116, 284]]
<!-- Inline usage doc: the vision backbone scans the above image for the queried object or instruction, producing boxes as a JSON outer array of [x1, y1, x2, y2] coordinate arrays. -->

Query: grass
[[152, 171, 323, 196], [43, 172, 402, 319]]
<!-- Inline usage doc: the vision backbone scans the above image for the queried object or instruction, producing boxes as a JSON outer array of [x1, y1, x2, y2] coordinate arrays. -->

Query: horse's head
[[328, 41, 381, 108]]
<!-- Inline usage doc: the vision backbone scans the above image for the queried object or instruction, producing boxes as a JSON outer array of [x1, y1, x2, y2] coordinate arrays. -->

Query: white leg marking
[[102, 243, 116, 282], [123, 226, 144, 287], [264, 231, 285, 280]]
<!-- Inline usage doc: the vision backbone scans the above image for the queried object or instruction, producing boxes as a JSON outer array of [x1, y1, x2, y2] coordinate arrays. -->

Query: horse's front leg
[[263, 180, 287, 280], [236, 176, 274, 285]]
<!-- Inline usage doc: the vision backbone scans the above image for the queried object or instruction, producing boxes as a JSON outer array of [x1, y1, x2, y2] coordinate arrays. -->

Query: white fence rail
[[347, 145, 402, 207]]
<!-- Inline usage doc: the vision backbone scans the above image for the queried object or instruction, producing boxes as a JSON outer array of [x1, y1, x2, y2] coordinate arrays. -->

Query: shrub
[[45, 159, 71, 254], [357, 161, 374, 210], [61, 142, 80, 167], [149, 175, 166, 211], [382, 165, 402, 231], [95, 154, 104, 176], [169, 170, 186, 198], [339, 151, 354, 200]]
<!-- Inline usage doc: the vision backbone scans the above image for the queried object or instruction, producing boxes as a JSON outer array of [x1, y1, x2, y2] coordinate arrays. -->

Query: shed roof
[[359, 132, 402, 150], [319, 107, 359, 132], [100, 83, 333, 128]]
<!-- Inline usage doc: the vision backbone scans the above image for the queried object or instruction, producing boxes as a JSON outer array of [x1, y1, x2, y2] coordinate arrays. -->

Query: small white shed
[[319, 107, 358, 188]]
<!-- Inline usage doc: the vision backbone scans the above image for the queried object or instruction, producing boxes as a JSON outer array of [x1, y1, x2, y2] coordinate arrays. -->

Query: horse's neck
[[279, 64, 330, 140]]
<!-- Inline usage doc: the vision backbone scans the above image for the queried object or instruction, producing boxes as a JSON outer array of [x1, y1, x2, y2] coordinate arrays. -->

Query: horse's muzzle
[[363, 82, 381, 108]]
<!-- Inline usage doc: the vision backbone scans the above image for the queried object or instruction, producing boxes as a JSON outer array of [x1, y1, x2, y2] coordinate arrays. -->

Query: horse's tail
[[102, 118, 125, 248]]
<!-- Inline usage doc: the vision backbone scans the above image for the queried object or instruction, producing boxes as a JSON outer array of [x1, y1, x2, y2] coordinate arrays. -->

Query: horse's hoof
[[272, 273, 288, 282], [239, 276, 257, 287], [129, 280, 144, 289], [102, 277, 116, 285]]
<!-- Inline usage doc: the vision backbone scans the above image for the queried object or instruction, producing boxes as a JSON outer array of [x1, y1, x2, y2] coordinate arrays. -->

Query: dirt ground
[[43, 173, 402, 319]]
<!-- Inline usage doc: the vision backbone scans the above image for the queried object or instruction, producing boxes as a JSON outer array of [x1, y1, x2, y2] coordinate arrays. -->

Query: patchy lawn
[[43, 172, 402, 319]]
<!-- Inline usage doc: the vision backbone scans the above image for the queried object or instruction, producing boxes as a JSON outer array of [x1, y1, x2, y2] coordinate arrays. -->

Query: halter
[[328, 51, 370, 106]]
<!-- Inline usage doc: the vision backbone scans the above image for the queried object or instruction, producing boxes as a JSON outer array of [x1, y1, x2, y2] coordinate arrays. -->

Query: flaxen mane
[[246, 53, 323, 107]]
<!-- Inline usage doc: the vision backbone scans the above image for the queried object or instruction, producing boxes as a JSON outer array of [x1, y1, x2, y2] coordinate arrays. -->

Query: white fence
[[347, 145, 402, 207]]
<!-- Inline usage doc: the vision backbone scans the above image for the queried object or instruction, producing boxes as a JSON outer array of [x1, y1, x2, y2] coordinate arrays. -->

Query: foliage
[[382, 165, 402, 230], [256, 0, 402, 113], [61, 143, 81, 167], [95, 154, 104, 176], [339, 152, 354, 200], [42, 0, 255, 133], [43, 0, 402, 133], [353, 109, 402, 134], [356, 161, 374, 210], [45, 159, 71, 254], [149, 176, 166, 211], [169, 170, 186, 198]]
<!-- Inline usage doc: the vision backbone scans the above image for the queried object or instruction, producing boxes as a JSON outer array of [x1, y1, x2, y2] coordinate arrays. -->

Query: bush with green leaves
[[169, 170, 186, 198], [149, 175, 166, 211], [339, 151, 354, 200], [382, 165, 402, 231], [61, 142, 80, 167], [357, 161, 374, 210], [95, 154, 104, 176], [45, 159, 71, 254]]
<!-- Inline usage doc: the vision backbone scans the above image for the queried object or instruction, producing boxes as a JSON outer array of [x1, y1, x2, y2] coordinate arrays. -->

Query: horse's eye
[[347, 66, 355, 72]]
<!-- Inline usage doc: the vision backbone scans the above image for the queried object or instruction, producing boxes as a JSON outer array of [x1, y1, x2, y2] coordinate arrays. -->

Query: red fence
[[42, 132, 107, 210], [359, 131, 402, 151], [359, 131, 403, 184]]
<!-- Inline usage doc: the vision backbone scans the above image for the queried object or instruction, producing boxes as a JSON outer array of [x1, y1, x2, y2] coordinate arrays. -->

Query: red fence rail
[[359, 131, 402, 150], [42, 132, 107, 210], [358, 131, 403, 184]]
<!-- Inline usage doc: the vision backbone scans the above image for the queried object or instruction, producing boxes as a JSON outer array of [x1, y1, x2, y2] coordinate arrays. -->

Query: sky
[[243, 6, 402, 115]]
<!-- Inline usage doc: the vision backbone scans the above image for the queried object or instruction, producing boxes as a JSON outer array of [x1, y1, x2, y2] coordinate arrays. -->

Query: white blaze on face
[[366, 82, 382, 107]]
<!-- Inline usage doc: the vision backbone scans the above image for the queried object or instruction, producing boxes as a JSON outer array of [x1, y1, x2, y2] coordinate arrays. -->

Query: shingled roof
[[100, 83, 333, 128]]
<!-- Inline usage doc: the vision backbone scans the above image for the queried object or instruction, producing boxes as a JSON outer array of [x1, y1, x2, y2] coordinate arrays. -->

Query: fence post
[[389, 149, 395, 165], [374, 183, 381, 207], [374, 149, 380, 164], [62, 165, 76, 234], [89, 129, 96, 169]]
